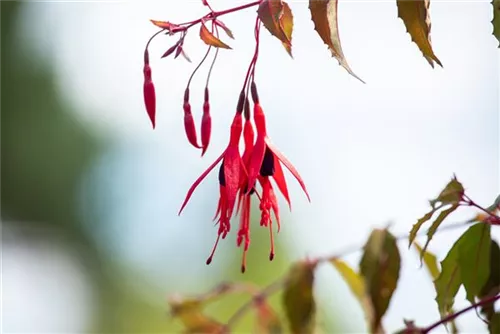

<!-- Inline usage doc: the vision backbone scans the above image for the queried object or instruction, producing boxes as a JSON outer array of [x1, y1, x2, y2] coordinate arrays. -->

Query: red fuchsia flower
[[235, 98, 256, 273], [179, 91, 248, 265], [246, 82, 311, 260], [143, 49, 156, 129]]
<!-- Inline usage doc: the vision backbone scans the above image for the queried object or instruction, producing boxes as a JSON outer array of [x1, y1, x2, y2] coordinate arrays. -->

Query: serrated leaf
[[421, 204, 459, 258], [459, 223, 491, 304], [493, 0, 500, 47], [409, 176, 464, 251], [280, 2, 294, 57], [435, 223, 489, 315], [479, 240, 500, 320], [431, 176, 464, 209], [169, 297, 224, 334], [257, 0, 293, 56], [309, 0, 363, 83], [282, 262, 316, 334], [215, 19, 235, 39], [359, 228, 401, 333], [255, 301, 283, 334], [200, 23, 231, 49], [330, 258, 375, 329], [409, 210, 435, 248], [396, 0, 442, 68]]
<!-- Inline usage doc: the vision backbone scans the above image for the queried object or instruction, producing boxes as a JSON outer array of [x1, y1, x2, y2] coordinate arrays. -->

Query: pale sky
[[8, 0, 500, 332]]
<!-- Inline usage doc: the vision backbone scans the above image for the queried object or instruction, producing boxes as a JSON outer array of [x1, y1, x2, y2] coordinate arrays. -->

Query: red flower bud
[[183, 88, 201, 149], [143, 51, 156, 129], [201, 88, 212, 156]]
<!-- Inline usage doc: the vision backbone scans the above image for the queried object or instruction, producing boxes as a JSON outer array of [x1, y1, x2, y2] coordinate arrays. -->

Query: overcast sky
[[10, 0, 500, 332]]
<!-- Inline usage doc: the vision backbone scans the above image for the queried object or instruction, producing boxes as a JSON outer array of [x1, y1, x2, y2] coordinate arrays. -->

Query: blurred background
[[1, 1, 499, 333]]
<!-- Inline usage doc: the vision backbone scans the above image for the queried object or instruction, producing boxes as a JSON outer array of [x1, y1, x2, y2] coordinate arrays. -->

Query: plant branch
[[422, 293, 500, 333]]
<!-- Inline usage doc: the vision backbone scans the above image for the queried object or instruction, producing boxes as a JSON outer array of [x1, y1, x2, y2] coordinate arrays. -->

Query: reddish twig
[[422, 293, 500, 333]]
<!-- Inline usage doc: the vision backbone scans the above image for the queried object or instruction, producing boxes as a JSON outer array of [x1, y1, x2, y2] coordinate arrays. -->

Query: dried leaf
[[309, 0, 363, 83], [200, 22, 232, 49], [258, 0, 293, 56], [150, 20, 177, 31], [396, 0, 442, 67], [359, 228, 401, 333], [215, 19, 235, 39], [434, 223, 489, 315], [280, 2, 294, 57], [282, 262, 316, 334], [493, 0, 500, 47], [330, 258, 375, 329]]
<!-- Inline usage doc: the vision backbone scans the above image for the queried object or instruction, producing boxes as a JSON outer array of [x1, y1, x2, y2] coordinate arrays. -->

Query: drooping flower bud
[[143, 49, 156, 129], [201, 87, 212, 156], [183, 88, 201, 149]]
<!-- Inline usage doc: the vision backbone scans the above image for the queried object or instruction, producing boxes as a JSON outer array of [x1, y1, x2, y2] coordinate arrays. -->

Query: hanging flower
[[179, 91, 248, 265]]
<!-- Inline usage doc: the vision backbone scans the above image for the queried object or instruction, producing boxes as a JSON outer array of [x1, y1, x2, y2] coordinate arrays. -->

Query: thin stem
[[462, 194, 500, 224], [422, 293, 500, 333], [222, 276, 288, 333], [187, 45, 212, 88], [144, 29, 167, 62], [174, 1, 260, 33], [240, 16, 262, 94], [206, 23, 220, 88]]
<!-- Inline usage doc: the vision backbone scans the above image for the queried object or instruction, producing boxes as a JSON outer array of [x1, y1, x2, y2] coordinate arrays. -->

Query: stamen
[[206, 232, 222, 265], [269, 217, 275, 261]]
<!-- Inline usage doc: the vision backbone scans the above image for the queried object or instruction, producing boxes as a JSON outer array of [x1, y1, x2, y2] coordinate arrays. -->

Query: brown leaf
[[150, 20, 177, 32], [200, 22, 232, 49], [282, 262, 316, 334], [359, 228, 401, 333], [396, 0, 442, 68], [493, 0, 500, 47], [258, 0, 293, 55], [309, 0, 363, 83]]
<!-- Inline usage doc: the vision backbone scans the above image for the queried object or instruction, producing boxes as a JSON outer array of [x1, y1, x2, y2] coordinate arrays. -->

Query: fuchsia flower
[[179, 91, 248, 264], [246, 82, 311, 260]]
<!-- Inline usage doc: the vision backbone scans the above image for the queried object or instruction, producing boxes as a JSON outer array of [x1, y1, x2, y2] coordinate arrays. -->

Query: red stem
[[422, 294, 500, 333]]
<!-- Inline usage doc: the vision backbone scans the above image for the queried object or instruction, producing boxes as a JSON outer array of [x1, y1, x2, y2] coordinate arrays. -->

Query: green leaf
[[409, 210, 435, 249], [421, 204, 459, 258], [359, 228, 401, 333], [409, 176, 464, 251], [458, 223, 491, 304], [434, 223, 490, 315], [413, 241, 440, 280], [488, 313, 500, 334], [479, 240, 500, 320], [493, 0, 500, 47], [330, 258, 374, 327], [308, 0, 364, 83], [413, 242, 459, 334], [430, 176, 464, 209], [396, 0, 442, 67], [282, 262, 316, 334]]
